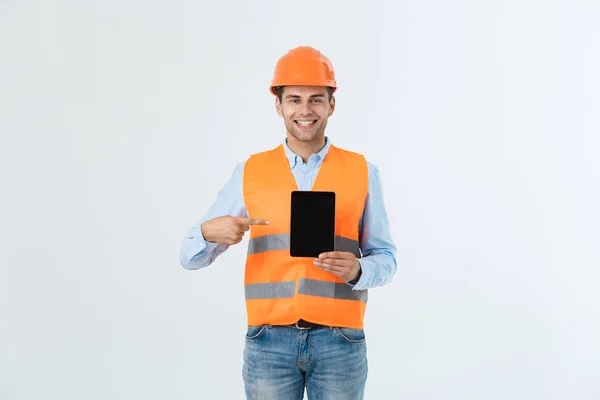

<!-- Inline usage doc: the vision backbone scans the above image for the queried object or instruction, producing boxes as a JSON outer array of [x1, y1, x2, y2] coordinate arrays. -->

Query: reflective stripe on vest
[[242, 143, 369, 329], [247, 233, 360, 257], [245, 279, 368, 302]]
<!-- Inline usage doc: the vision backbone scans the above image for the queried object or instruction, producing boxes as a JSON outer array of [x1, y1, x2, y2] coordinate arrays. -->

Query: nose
[[298, 103, 312, 117]]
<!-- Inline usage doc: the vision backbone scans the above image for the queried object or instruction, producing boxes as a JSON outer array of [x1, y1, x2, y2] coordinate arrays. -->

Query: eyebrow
[[285, 93, 326, 99]]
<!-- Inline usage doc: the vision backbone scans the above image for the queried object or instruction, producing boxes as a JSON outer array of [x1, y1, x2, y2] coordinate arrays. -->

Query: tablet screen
[[290, 190, 336, 257]]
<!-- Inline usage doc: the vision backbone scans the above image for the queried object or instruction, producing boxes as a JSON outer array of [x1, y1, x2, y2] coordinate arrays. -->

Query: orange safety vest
[[242, 143, 369, 329]]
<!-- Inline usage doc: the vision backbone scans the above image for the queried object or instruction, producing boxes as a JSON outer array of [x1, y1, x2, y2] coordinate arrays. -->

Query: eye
[[312, 99, 322, 103]]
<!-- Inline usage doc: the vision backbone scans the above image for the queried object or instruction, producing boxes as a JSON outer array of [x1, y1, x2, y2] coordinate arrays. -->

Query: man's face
[[276, 86, 335, 143]]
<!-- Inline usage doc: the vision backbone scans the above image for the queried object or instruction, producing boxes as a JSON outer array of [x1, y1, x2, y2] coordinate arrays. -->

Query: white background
[[1, 0, 599, 399]]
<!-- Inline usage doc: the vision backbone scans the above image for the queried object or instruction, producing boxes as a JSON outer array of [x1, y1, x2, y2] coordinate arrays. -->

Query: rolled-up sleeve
[[179, 161, 248, 270]]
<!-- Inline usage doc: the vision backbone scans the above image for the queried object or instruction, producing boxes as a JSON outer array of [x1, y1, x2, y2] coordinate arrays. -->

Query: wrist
[[200, 222, 214, 243], [349, 261, 362, 283]]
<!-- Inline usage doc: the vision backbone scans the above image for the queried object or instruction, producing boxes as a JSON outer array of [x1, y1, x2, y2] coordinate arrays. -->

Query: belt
[[292, 319, 325, 329]]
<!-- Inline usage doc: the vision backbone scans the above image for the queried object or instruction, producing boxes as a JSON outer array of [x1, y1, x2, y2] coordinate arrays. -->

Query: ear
[[328, 96, 336, 116], [275, 97, 283, 117]]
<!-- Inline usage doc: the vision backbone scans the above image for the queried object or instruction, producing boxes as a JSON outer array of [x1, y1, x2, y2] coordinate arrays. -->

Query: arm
[[179, 161, 248, 270], [350, 162, 397, 290]]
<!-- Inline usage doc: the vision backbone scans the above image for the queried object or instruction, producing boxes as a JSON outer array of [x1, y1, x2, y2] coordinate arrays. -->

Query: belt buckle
[[294, 320, 312, 329]]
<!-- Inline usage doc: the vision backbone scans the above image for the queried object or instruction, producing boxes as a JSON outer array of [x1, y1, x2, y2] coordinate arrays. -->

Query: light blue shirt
[[179, 137, 397, 291]]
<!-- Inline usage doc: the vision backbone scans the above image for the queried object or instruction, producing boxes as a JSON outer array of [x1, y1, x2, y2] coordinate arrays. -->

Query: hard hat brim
[[269, 82, 337, 95]]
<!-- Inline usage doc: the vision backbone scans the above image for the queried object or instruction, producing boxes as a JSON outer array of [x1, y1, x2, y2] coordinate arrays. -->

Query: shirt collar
[[283, 136, 332, 168]]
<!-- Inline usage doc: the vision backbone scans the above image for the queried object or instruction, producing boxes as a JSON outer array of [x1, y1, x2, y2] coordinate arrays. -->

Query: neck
[[286, 134, 326, 163]]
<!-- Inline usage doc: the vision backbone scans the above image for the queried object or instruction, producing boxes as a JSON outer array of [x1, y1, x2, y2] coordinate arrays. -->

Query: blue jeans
[[242, 324, 368, 399]]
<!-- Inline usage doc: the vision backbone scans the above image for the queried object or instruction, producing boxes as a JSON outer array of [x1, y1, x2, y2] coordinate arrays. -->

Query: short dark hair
[[274, 86, 334, 103]]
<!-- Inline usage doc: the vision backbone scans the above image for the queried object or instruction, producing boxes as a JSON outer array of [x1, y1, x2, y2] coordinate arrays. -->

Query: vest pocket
[[334, 327, 366, 343]]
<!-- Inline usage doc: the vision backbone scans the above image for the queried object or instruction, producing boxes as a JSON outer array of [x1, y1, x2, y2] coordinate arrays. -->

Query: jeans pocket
[[245, 324, 270, 340], [334, 327, 366, 343]]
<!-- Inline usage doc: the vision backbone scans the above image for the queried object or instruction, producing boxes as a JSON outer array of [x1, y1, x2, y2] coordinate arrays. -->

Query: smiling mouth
[[295, 120, 317, 128]]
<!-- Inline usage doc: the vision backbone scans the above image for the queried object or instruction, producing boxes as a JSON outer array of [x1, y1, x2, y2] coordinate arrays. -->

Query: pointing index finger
[[243, 218, 270, 225]]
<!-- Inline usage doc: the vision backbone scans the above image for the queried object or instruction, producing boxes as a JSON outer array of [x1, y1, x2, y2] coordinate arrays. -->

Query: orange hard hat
[[270, 46, 337, 95]]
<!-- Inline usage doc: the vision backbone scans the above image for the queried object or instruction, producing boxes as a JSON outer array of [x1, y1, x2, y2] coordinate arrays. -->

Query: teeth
[[297, 120, 315, 126]]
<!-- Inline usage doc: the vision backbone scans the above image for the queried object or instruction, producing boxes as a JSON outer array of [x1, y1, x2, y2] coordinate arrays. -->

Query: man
[[180, 46, 397, 400]]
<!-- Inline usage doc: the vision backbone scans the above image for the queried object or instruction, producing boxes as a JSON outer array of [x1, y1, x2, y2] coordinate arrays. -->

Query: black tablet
[[290, 190, 336, 257]]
